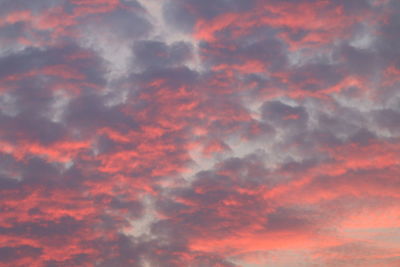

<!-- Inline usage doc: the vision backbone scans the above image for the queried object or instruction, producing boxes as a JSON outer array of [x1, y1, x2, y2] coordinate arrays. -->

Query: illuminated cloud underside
[[0, 0, 399, 266]]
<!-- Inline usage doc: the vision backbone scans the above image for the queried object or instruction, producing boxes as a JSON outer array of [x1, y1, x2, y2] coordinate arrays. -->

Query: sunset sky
[[1, 0, 400, 266]]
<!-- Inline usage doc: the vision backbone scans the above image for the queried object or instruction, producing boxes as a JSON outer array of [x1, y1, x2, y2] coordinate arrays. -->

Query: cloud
[[1, 0, 400, 266]]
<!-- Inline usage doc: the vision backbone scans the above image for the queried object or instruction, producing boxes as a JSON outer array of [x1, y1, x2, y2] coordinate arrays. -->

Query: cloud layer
[[1, 0, 400, 266]]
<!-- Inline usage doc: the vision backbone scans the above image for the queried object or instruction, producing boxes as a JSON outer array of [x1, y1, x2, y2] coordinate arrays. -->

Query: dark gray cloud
[[261, 100, 308, 129], [133, 40, 193, 69], [374, 108, 400, 134], [0, 245, 42, 263]]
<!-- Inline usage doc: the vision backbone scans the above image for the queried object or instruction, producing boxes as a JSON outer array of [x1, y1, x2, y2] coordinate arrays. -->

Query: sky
[[0, 0, 400, 266]]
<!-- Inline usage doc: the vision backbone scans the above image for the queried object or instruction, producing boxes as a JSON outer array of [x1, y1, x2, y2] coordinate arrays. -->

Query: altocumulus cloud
[[0, 0, 400, 266]]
